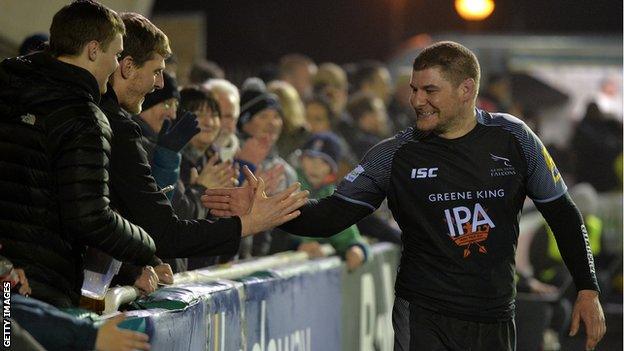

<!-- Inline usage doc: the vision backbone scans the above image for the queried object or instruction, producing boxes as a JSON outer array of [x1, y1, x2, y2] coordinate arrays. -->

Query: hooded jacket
[[0, 52, 156, 307]]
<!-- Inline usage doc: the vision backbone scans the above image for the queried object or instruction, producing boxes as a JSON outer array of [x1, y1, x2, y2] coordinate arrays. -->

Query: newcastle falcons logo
[[489, 153, 512, 167], [489, 153, 516, 177]]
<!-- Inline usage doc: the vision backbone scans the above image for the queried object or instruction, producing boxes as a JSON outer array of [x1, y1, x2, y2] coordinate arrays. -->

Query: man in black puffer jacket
[[0, 1, 157, 308]]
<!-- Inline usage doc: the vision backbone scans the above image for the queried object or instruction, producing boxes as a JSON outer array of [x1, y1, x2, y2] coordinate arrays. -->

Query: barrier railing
[[102, 245, 337, 314], [96, 243, 399, 351], [103, 286, 140, 315]]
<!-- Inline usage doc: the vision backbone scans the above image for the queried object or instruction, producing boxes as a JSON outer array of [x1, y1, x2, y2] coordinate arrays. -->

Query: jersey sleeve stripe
[[333, 192, 377, 211], [531, 189, 567, 203], [335, 128, 416, 210]]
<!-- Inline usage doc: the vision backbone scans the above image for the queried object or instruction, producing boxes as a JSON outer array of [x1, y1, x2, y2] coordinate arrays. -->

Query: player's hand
[[95, 314, 151, 351], [239, 178, 308, 236], [569, 289, 606, 350]]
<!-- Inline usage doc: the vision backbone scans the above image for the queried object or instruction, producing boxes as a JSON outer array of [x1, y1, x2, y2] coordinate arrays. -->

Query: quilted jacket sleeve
[[106, 115, 241, 259], [46, 103, 156, 265]]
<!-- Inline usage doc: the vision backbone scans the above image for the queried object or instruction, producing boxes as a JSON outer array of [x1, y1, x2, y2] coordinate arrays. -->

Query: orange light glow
[[455, 0, 495, 21]]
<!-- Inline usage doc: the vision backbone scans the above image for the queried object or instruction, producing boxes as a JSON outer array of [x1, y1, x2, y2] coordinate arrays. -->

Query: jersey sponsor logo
[[345, 165, 365, 182], [541, 146, 562, 183], [411, 167, 438, 179], [428, 189, 505, 203], [580, 224, 597, 277], [489, 153, 516, 177], [443, 203, 495, 258]]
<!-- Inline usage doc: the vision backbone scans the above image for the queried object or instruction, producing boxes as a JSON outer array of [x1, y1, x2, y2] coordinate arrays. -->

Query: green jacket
[[296, 168, 370, 261]]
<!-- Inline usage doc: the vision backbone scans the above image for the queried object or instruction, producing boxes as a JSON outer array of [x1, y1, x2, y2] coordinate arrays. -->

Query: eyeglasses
[[162, 100, 178, 110]]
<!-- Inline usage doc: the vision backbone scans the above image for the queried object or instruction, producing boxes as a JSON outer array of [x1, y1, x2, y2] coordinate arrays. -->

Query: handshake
[[201, 166, 309, 236]]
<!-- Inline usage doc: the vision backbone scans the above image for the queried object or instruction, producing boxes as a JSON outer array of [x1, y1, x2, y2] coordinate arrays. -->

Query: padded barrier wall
[[117, 243, 400, 351]]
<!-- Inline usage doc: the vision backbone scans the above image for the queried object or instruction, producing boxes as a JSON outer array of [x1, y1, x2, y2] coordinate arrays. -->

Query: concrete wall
[[152, 13, 206, 86]]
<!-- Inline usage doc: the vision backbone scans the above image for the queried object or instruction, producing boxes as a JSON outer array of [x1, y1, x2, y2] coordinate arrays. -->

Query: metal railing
[[102, 245, 336, 314]]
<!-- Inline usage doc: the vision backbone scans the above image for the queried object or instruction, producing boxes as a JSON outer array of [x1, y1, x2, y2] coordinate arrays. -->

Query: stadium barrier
[[104, 243, 399, 351]]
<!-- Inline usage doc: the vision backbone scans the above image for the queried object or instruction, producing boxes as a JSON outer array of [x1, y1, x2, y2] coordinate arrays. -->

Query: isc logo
[[411, 167, 438, 179]]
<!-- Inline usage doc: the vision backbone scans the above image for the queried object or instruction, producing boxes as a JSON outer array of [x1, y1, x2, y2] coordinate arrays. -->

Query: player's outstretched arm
[[535, 193, 605, 350]]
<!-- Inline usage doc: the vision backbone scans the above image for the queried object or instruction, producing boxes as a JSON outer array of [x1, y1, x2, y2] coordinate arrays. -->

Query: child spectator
[[295, 133, 369, 270]]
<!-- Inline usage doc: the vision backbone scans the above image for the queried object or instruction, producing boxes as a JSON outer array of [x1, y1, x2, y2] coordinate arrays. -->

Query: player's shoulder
[[478, 109, 528, 130], [350, 128, 419, 181], [478, 109, 537, 141], [364, 127, 420, 158]]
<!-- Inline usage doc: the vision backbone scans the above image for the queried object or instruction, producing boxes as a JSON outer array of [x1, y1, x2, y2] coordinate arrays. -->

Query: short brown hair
[[49, 0, 125, 57], [412, 41, 481, 90], [119, 13, 171, 67]]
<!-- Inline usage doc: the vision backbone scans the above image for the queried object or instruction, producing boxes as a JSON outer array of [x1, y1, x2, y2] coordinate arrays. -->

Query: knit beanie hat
[[237, 77, 281, 133], [142, 71, 180, 111], [301, 132, 343, 173]]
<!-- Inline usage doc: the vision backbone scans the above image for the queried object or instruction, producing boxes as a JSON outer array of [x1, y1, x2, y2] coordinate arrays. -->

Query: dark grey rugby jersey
[[336, 109, 567, 321]]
